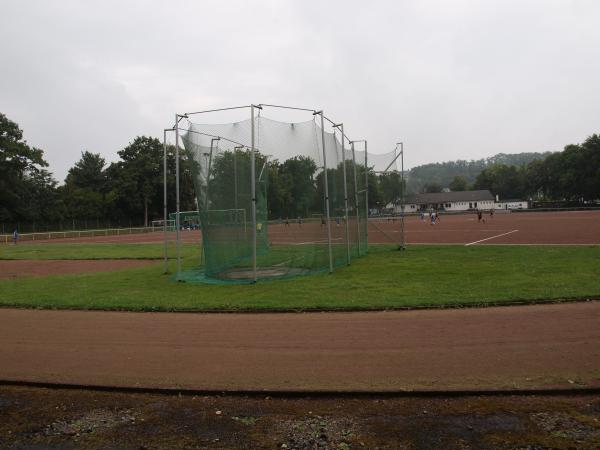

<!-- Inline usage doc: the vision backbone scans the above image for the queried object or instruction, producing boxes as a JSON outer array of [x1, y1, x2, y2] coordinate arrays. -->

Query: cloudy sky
[[1, 0, 599, 181]]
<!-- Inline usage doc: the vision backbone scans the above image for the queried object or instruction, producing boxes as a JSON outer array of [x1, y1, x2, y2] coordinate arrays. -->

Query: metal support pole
[[400, 142, 406, 251], [251, 105, 257, 282], [175, 115, 182, 279], [163, 129, 168, 274], [205, 138, 219, 211], [317, 112, 333, 273], [365, 141, 369, 250], [351, 142, 361, 255], [233, 146, 242, 211], [335, 124, 351, 265]]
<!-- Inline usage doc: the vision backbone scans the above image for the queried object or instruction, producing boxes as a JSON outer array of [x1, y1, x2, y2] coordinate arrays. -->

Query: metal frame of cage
[[162, 104, 385, 283]]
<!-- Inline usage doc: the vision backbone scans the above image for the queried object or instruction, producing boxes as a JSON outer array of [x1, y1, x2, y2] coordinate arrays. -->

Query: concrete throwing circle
[[218, 267, 309, 280]]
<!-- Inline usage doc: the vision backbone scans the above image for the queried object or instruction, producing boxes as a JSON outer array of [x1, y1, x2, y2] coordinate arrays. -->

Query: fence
[[1, 227, 153, 244], [0, 219, 146, 235]]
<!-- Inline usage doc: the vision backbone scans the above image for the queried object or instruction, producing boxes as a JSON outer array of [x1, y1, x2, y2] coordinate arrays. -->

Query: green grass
[[0, 242, 197, 260], [0, 245, 599, 311]]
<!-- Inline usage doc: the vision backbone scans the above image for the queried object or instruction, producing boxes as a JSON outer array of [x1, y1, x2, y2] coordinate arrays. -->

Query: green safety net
[[175, 112, 395, 284]]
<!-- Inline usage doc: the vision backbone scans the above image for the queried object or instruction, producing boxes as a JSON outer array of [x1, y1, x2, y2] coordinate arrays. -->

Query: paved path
[[1, 302, 599, 392]]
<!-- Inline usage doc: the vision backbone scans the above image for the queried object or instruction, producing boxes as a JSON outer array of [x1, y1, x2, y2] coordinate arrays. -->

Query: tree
[[60, 151, 108, 220], [579, 134, 600, 200], [449, 176, 468, 191], [279, 156, 317, 217], [422, 182, 442, 193], [379, 172, 404, 206], [0, 113, 60, 224], [407, 152, 551, 194], [65, 151, 106, 191], [107, 137, 163, 226], [472, 164, 526, 199], [267, 160, 291, 219]]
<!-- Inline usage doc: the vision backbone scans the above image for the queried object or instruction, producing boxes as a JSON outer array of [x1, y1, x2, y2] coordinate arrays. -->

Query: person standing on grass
[[12, 228, 18, 245]]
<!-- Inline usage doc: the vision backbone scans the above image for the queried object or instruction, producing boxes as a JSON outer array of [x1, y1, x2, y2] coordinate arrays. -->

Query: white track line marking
[[293, 238, 343, 245], [465, 229, 519, 246]]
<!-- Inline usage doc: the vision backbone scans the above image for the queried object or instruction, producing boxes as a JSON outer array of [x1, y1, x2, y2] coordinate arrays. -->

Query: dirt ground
[[0, 259, 159, 280], [1, 385, 599, 449], [368, 210, 600, 245], [9, 210, 600, 246], [1, 302, 599, 392]]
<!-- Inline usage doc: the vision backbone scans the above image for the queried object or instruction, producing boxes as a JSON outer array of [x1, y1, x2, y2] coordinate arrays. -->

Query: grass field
[[0, 242, 195, 260], [0, 244, 599, 311]]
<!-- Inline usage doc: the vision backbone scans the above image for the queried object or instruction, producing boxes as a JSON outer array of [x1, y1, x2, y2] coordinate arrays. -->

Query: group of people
[[420, 209, 441, 225], [418, 208, 495, 225], [281, 216, 346, 228], [282, 216, 304, 227], [477, 208, 494, 223]]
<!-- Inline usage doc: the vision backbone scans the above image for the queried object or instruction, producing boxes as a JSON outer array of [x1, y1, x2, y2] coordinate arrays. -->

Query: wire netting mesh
[[176, 110, 396, 283]]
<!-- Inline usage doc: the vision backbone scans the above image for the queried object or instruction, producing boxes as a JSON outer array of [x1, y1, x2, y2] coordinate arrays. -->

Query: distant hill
[[406, 152, 552, 193]]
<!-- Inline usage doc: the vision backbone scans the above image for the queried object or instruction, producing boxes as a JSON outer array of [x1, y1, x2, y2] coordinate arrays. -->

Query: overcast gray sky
[[1, 0, 599, 181]]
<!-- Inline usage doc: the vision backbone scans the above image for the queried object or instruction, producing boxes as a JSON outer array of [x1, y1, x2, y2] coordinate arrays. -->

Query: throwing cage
[[163, 104, 400, 283]]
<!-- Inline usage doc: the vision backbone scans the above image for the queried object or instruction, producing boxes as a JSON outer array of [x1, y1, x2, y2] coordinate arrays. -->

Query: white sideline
[[293, 237, 343, 246], [464, 229, 519, 246]]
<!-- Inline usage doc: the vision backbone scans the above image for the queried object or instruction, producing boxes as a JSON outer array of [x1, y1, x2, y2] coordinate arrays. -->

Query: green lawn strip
[[0, 245, 599, 311], [0, 242, 198, 260]]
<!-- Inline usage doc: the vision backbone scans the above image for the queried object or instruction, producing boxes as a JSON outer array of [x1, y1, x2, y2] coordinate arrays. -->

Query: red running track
[[9, 210, 600, 246]]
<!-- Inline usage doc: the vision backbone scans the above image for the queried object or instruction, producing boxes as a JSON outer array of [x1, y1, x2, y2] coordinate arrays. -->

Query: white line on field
[[465, 229, 519, 246], [293, 238, 343, 245]]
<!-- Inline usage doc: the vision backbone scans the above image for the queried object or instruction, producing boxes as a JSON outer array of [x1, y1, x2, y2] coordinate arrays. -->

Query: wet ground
[[1, 385, 599, 449], [3, 304, 599, 392]]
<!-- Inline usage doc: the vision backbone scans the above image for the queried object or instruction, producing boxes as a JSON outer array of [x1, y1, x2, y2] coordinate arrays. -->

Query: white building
[[394, 190, 496, 212], [494, 200, 528, 210]]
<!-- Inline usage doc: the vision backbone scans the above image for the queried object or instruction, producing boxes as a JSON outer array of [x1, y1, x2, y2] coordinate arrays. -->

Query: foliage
[[59, 151, 108, 220], [379, 172, 404, 206], [279, 156, 317, 218], [407, 152, 552, 193], [473, 164, 526, 199], [473, 134, 600, 201], [2, 111, 598, 231], [422, 182, 443, 193], [0, 113, 61, 224], [449, 176, 469, 191], [104, 140, 195, 226]]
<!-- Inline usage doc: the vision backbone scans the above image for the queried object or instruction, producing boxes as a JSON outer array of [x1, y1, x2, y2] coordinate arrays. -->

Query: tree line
[[1, 113, 196, 232], [443, 134, 600, 203], [1, 113, 405, 232], [407, 151, 553, 194], [3, 111, 597, 233]]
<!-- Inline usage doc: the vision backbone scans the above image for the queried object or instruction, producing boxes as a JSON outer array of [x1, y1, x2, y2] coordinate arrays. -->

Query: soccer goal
[[151, 219, 175, 232]]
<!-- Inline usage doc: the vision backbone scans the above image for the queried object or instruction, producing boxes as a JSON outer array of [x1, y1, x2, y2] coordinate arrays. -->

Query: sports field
[[9, 209, 599, 246], [0, 210, 599, 396], [0, 210, 599, 311]]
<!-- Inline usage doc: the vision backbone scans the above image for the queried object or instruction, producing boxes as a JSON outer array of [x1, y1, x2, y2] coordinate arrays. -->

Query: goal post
[[151, 219, 175, 232]]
